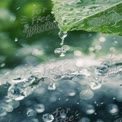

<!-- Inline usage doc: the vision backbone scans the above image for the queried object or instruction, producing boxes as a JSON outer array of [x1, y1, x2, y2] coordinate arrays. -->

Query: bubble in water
[[34, 104, 45, 113], [107, 104, 119, 115], [48, 82, 56, 91], [60, 113, 67, 119], [26, 108, 37, 117], [0, 107, 7, 117], [80, 89, 94, 100], [85, 105, 95, 114], [42, 114, 54, 122], [79, 117, 90, 122], [90, 82, 102, 90]]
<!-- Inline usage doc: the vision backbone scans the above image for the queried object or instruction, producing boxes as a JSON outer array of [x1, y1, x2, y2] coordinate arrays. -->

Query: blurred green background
[[0, 0, 122, 69]]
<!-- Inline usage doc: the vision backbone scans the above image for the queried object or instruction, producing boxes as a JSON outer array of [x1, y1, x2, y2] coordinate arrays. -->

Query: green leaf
[[52, 0, 122, 35]]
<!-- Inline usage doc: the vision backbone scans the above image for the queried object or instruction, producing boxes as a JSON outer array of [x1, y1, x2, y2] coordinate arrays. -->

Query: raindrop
[[48, 82, 56, 91], [42, 114, 54, 122], [34, 104, 45, 113]]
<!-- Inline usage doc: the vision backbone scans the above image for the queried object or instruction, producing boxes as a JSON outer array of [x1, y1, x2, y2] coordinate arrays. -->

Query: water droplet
[[107, 104, 119, 115], [90, 82, 102, 90], [68, 90, 76, 97], [80, 89, 94, 100], [42, 114, 54, 122], [58, 31, 67, 46], [15, 38, 18, 42], [26, 108, 37, 117], [85, 105, 95, 114], [34, 104, 45, 113], [48, 82, 56, 91]]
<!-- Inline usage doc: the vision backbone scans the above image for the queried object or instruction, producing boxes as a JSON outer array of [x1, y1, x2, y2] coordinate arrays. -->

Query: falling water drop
[[58, 31, 67, 46]]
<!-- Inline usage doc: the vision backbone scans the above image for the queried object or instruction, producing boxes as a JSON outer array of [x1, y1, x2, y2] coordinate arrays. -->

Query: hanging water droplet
[[107, 104, 119, 115], [90, 82, 102, 90], [34, 104, 45, 113], [42, 114, 54, 122], [48, 82, 56, 91]]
